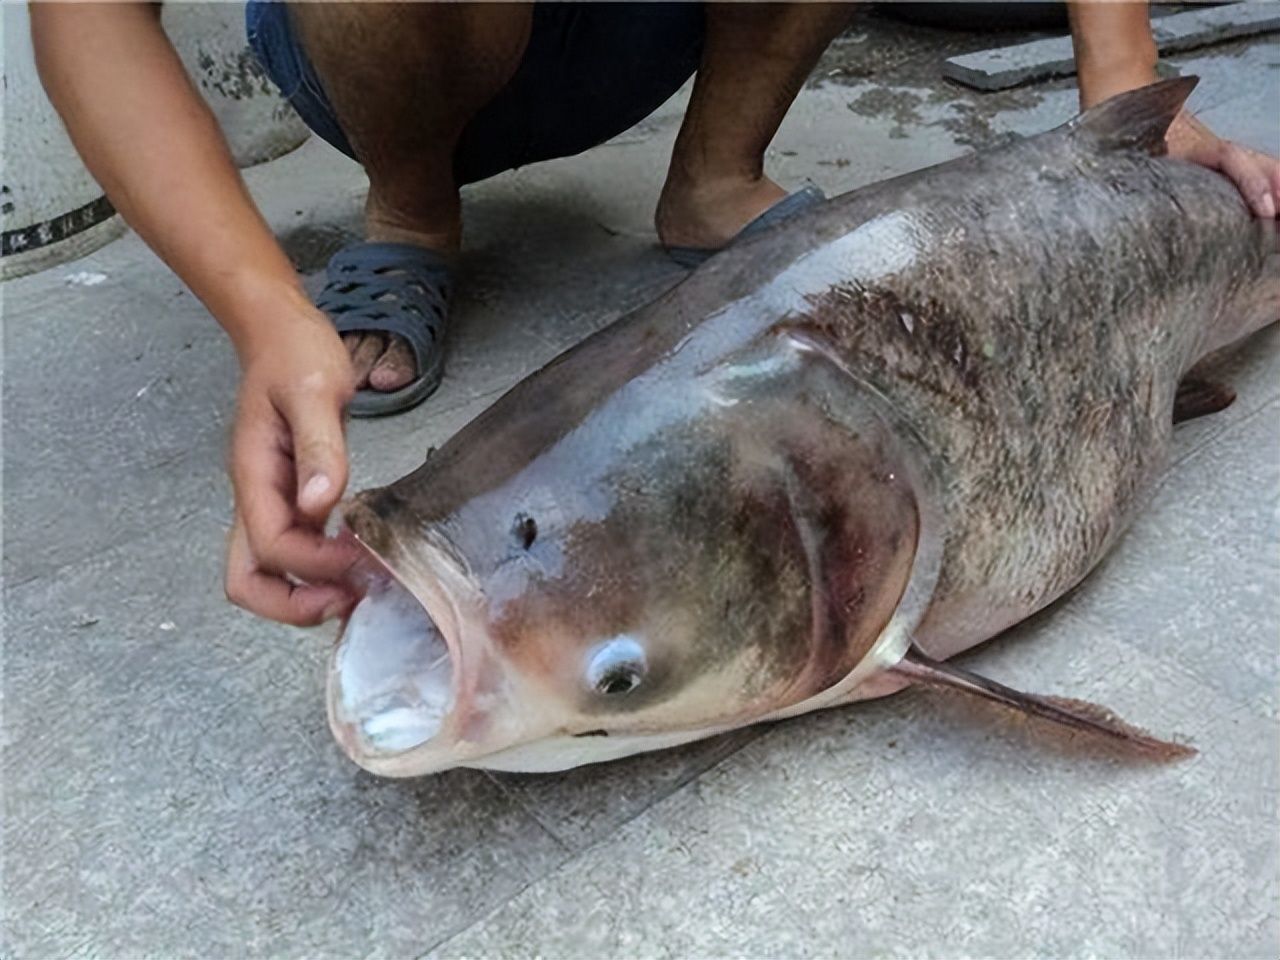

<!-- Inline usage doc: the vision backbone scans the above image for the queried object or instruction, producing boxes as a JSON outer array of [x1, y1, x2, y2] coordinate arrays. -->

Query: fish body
[[329, 79, 1278, 776]]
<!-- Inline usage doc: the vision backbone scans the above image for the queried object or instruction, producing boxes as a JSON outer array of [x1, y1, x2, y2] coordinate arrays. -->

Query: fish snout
[[325, 528, 558, 776], [326, 571, 460, 773]]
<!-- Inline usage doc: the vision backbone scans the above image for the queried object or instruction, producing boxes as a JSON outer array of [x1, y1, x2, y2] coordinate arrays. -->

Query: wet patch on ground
[[813, 9, 1060, 151], [813, 8, 1053, 92], [813, 8, 1275, 152], [846, 87, 926, 139]]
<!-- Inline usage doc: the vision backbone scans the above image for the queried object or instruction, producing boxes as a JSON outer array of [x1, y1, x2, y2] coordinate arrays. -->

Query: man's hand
[[1068, 1, 1280, 220], [225, 309, 364, 626], [1165, 111, 1280, 221]]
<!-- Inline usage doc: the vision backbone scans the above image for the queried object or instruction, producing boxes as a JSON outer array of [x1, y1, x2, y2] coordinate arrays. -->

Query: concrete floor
[[3, 21, 1278, 960]]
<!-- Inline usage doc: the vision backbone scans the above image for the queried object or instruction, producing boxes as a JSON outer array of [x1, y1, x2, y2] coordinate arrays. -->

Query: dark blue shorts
[[246, 1, 705, 186]]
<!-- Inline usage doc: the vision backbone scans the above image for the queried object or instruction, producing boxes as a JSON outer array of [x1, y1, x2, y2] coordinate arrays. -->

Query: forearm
[[1068, 0, 1159, 108], [30, 2, 310, 362]]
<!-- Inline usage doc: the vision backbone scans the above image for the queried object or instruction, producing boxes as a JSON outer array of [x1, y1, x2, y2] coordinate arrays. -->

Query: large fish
[[327, 78, 1277, 776]]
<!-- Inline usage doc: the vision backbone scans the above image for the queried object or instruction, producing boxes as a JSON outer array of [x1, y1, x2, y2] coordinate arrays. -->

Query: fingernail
[[1259, 194, 1276, 220], [322, 600, 347, 621], [300, 474, 331, 507]]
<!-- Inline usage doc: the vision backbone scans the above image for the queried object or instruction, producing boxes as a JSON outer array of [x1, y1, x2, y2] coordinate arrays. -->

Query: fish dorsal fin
[[1069, 75, 1199, 155], [891, 646, 1195, 761]]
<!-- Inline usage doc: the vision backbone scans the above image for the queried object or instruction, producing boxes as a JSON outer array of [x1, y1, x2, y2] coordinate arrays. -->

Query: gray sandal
[[664, 184, 826, 269], [316, 242, 452, 417]]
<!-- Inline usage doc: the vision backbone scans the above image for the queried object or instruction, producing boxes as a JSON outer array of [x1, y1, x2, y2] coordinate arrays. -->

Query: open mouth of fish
[[325, 528, 472, 777], [328, 520, 598, 777], [328, 573, 455, 765]]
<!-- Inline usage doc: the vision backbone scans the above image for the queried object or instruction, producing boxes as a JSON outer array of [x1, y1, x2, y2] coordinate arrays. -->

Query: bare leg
[[290, 2, 531, 391], [656, 2, 855, 252]]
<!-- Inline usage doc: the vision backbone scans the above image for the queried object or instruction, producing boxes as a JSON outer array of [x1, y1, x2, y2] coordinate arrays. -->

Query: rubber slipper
[[664, 183, 826, 269], [315, 242, 452, 418]]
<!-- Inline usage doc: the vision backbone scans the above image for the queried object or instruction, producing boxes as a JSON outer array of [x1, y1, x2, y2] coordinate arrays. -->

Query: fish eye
[[512, 513, 537, 550], [586, 637, 647, 697], [599, 670, 641, 696]]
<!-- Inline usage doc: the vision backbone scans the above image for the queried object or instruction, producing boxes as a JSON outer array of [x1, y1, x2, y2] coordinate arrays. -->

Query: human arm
[[31, 1, 361, 623]]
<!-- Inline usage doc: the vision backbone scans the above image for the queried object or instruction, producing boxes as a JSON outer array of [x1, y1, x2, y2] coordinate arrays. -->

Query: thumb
[[277, 385, 349, 522]]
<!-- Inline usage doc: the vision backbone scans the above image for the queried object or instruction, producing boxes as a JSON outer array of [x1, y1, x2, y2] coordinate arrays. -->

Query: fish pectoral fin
[[1173, 375, 1236, 424], [890, 646, 1195, 762]]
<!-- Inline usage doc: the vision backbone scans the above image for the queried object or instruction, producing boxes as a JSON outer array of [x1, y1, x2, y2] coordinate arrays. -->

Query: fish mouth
[[326, 520, 478, 778], [327, 571, 457, 768]]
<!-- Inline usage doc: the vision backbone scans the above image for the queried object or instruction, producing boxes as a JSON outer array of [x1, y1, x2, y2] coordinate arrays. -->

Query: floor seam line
[[415, 848, 581, 959], [422, 732, 766, 957], [1167, 393, 1280, 473]]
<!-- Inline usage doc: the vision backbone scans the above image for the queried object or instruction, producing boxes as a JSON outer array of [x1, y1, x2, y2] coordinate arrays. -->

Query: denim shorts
[[245, 1, 705, 186]]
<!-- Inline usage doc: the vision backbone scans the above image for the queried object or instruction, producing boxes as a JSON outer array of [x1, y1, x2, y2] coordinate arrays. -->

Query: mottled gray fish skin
[[330, 78, 1277, 775]]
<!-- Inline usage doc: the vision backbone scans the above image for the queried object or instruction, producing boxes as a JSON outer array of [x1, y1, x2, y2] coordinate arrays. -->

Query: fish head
[[328, 329, 926, 776]]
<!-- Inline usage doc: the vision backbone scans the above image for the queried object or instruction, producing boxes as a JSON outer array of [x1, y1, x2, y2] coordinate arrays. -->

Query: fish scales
[[771, 126, 1269, 660]]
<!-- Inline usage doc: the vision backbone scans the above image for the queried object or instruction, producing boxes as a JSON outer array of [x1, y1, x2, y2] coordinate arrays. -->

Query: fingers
[[272, 378, 351, 523], [230, 393, 361, 586], [227, 319, 364, 626], [1166, 112, 1280, 219], [1219, 142, 1278, 220], [225, 518, 355, 627], [369, 335, 417, 392], [257, 522, 365, 587]]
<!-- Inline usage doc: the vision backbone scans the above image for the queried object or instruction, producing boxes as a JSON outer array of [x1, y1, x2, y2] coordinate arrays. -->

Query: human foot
[[317, 240, 453, 417], [655, 172, 788, 253], [656, 174, 824, 268], [341, 194, 460, 395]]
